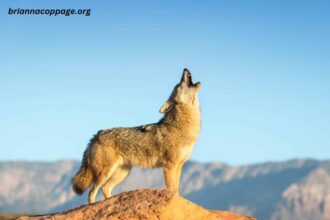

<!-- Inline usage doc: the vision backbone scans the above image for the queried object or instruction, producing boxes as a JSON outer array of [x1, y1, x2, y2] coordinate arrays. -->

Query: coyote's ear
[[159, 100, 173, 114]]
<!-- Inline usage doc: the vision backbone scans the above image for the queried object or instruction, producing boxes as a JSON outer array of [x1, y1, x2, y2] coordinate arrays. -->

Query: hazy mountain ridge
[[1, 159, 329, 220]]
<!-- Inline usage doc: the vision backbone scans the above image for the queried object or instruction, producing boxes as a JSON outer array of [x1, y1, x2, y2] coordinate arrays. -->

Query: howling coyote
[[72, 69, 201, 203]]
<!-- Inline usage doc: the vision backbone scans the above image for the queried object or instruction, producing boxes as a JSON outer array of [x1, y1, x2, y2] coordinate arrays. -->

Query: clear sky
[[0, 0, 329, 165]]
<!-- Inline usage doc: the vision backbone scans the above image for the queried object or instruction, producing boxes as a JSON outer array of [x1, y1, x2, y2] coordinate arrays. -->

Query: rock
[[18, 189, 255, 220]]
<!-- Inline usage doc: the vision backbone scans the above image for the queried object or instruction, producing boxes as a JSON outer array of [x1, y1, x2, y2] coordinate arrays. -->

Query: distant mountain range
[[1, 159, 329, 220]]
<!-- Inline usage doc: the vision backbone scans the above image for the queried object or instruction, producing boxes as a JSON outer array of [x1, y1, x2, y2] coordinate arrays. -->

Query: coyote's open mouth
[[187, 71, 193, 87], [183, 68, 194, 87], [182, 68, 201, 89]]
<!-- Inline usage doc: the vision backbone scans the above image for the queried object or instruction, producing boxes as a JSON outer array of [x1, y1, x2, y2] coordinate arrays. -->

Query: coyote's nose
[[183, 68, 190, 75]]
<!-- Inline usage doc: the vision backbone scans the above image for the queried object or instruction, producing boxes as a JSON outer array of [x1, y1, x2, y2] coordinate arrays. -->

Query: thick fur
[[72, 69, 201, 203], [71, 148, 94, 195]]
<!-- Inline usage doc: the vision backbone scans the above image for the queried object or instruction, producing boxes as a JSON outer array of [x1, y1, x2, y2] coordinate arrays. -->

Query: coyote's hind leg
[[88, 163, 118, 204], [102, 164, 132, 198]]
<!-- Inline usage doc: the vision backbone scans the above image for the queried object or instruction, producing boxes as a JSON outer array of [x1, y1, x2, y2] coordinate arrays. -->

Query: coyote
[[72, 69, 201, 204]]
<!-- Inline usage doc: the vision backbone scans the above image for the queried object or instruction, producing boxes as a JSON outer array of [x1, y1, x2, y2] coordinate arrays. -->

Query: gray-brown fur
[[72, 68, 202, 203]]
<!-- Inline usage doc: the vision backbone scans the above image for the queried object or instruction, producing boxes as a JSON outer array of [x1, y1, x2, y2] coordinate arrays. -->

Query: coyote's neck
[[161, 101, 201, 138]]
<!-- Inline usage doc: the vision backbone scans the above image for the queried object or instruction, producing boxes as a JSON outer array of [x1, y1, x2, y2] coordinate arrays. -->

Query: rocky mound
[[18, 189, 255, 220]]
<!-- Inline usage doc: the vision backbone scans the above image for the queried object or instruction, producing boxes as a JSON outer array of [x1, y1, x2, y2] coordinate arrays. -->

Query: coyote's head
[[160, 68, 201, 114]]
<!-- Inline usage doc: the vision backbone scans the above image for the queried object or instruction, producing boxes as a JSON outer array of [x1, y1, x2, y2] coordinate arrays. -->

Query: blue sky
[[0, 0, 329, 165]]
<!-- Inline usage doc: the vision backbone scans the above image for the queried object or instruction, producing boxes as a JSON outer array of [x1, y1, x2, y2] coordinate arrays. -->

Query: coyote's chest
[[179, 144, 194, 162]]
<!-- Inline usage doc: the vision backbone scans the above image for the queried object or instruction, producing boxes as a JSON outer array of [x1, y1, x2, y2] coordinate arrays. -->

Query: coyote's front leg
[[164, 164, 182, 194], [164, 166, 176, 193], [174, 163, 184, 195]]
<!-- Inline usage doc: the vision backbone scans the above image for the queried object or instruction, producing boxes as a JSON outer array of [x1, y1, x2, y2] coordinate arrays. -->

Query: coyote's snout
[[72, 68, 202, 204]]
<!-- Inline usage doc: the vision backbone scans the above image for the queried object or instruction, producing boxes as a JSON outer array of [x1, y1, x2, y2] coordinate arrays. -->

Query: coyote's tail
[[72, 149, 94, 195]]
